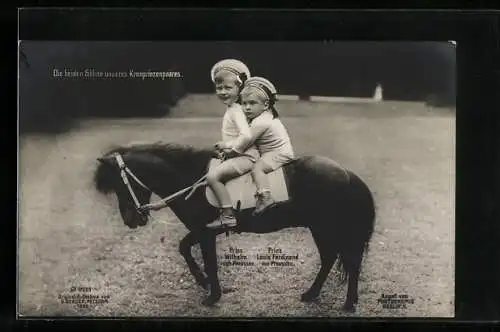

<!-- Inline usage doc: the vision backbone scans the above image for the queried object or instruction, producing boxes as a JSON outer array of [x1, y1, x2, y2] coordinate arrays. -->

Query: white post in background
[[373, 83, 383, 102]]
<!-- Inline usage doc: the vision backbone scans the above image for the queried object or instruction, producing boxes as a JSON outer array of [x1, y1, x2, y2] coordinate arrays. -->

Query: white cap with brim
[[210, 59, 251, 84], [242, 76, 278, 101]]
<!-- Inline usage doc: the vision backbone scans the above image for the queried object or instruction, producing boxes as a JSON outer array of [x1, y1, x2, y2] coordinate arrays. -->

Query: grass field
[[18, 95, 455, 317]]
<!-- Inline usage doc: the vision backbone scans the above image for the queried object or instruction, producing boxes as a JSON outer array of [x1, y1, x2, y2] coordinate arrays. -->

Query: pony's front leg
[[179, 232, 208, 290], [199, 232, 221, 306]]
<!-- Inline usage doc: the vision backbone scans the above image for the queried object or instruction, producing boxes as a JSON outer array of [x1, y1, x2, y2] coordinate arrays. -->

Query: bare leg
[[206, 158, 254, 228], [251, 164, 271, 193], [207, 158, 253, 208], [206, 174, 233, 209], [251, 160, 276, 215]]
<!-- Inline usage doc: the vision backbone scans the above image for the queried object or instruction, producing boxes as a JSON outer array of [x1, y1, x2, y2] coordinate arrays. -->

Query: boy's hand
[[223, 148, 239, 159], [139, 202, 164, 212], [214, 141, 229, 150], [215, 150, 225, 160]]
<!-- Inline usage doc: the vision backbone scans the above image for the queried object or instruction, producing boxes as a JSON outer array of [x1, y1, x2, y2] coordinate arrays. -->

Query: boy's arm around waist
[[230, 117, 270, 153]]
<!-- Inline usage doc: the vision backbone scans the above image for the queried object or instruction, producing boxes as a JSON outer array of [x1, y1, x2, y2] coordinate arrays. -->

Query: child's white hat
[[242, 76, 277, 101], [210, 59, 251, 84]]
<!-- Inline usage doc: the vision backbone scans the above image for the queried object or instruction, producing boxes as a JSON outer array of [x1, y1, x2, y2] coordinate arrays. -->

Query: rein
[[113, 148, 257, 213], [114, 153, 207, 211]]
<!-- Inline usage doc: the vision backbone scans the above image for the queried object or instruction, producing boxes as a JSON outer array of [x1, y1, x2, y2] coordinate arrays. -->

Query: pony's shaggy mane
[[93, 142, 214, 194], [105, 142, 210, 161]]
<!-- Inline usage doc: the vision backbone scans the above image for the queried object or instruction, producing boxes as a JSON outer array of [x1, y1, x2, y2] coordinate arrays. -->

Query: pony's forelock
[[94, 160, 116, 194]]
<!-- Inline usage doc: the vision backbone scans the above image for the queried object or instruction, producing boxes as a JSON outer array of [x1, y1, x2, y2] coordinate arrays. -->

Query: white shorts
[[213, 155, 256, 176], [257, 149, 295, 173]]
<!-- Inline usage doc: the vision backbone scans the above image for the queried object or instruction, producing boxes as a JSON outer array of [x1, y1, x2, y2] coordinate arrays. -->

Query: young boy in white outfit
[[232, 76, 295, 216], [204, 59, 260, 229]]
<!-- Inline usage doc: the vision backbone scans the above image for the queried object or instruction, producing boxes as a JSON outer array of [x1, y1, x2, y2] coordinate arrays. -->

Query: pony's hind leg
[[179, 232, 208, 290], [340, 245, 364, 312], [301, 227, 337, 302]]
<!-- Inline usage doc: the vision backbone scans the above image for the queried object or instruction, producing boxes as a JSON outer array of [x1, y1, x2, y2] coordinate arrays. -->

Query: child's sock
[[221, 206, 234, 217]]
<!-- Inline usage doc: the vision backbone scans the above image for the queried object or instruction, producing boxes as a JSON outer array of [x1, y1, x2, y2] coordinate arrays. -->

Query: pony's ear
[[97, 155, 115, 165]]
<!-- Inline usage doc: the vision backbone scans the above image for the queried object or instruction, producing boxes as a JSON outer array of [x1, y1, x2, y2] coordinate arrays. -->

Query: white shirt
[[232, 110, 294, 156], [221, 103, 259, 158]]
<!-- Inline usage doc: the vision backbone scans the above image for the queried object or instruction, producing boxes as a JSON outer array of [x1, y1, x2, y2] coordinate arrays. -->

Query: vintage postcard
[[18, 41, 455, 318]]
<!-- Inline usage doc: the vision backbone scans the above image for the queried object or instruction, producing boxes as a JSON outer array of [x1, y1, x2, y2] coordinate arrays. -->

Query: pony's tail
[[334, 256, 348, 285], [334, 239, 373, 286], [334, 171, 376, 286]]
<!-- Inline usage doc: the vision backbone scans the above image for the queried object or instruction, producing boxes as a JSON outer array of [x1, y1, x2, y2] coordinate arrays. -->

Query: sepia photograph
[[18, 41, 456, 318]]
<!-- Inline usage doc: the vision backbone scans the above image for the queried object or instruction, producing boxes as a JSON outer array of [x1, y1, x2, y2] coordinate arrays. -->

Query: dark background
[[18, 41, 456, 134]]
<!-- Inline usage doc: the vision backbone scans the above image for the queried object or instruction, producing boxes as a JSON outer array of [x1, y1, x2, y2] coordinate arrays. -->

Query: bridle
[[115, 153, 152, 210]]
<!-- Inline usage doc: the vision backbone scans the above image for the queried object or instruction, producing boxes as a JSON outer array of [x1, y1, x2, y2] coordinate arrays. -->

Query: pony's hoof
[[201, 295, 220, 307], [300, 291, 319, 302], [342, 303, 356, 313], [222, 287, 236, 294]]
